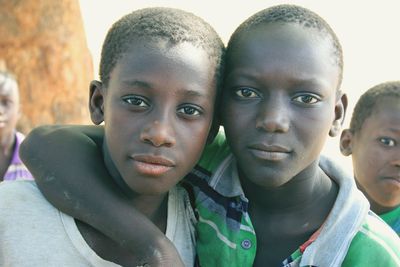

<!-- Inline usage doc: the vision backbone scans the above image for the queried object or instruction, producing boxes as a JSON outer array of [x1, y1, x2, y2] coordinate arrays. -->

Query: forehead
[[109, 39, 215, 91], [226, 23, 339, 90], [364, 97, 400, 128]]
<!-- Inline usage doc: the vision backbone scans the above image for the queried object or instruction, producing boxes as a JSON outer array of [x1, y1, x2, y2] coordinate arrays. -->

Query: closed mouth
[[131, 155, 175, 167], [130, 154, 175, 176], [249, 143, 291, 153], [248, 144, 291, 161]]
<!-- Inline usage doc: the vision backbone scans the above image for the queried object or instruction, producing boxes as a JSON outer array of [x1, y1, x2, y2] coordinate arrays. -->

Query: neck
[[129, 194, 169, 228], [240, 160, 337, 214], [370, 202, 398, 215]]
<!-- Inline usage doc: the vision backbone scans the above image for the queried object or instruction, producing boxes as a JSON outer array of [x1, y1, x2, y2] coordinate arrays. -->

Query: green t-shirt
[[186, 132, 400, 267], [380, 206, 400, 236]]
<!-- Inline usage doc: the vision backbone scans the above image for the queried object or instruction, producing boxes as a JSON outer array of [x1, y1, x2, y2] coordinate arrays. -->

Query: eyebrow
[[122, 79, 209, 98], [230, 70, 328, 86], [387, 127, 400, 134], [122, 80, 153, 89], [237, 71, 320, 83], [177, 89, 208, 98]]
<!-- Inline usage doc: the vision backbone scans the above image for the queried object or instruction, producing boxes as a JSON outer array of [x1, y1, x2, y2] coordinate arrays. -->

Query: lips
[[248, 143, 291, 161], [382, 176, 400, 184], [131, 154, 175, 176]]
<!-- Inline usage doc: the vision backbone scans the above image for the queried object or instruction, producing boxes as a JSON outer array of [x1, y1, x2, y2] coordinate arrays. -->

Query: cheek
[[306, 106, 335, 132], [105, 111, 135, 145], [171, 123, 210, 176], [294, 112, 331, 147], [352, 145, 379, 182], [5, 108, 20, 128], [221, 102, 251, 131], [182, 123, 210, 155], [7, 106, 19, 118]]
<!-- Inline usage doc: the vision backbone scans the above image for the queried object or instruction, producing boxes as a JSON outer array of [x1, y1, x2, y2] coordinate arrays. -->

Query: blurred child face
[[343, 98, 400, 213], [0, 77, 20, 138], [222, 23, 344, 188], [90, 39, 216, 195]]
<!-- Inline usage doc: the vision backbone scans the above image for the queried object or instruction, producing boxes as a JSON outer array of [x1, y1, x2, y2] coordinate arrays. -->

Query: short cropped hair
[[99, 7, 225, 89], [227, 4, 343, 89], [350, 81, 400, 133]]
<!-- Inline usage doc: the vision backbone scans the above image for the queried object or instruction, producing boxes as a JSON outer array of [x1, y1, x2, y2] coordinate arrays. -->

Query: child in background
[[20, 4, 400, 267], [0, 7, 224, 267], [340, 81, 400, 235], [0, 71, 33, 181]]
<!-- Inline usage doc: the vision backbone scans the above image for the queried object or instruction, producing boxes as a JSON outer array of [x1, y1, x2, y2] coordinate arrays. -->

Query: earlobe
[[340, 129, 353, 156], [329, 92, 348, 137], [89, 80, 105, 125], [329, 121, 341, 137]]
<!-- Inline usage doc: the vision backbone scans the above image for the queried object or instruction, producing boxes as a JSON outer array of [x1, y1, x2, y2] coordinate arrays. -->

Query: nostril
[[255, 114, 290, 133], [140, 120, 175, 147], [393, 157, 400, 167]]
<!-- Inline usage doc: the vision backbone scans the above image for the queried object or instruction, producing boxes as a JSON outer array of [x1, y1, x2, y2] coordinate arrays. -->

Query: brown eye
[[235, 88, 259, 98], [122, 96, 149, 107], [379, 137, 396, 147], [177, 105, 201, 116], [292, 94, 319, 104]]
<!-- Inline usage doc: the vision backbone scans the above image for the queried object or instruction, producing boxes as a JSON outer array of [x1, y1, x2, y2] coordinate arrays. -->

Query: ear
[[329, 92, 348, 137], [89, 80, 105, 125], [340, 129, 353, 156]]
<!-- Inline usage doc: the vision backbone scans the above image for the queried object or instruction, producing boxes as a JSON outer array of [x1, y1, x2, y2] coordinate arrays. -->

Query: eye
[[292, 94, 320, 104], [379, 137, 396, 147], [235, 87, 260, 98], [177, 105, 202, 116], [122, 96, 149, 107], [0, 99, 13, 107]]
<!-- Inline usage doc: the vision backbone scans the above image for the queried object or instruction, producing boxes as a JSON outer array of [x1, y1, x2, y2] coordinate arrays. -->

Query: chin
[[123, 179, 169, 196]]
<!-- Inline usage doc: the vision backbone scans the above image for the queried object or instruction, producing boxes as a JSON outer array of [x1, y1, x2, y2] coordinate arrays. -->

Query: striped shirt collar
[[207, 154, 245, 198]]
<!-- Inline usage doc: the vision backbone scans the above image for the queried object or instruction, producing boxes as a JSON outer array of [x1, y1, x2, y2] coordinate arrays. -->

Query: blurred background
[[1, 0, 399, 173]]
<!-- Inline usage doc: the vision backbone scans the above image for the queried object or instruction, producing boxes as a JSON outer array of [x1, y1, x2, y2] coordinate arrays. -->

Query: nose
[[140, 119, 176, 147], [255, 96, 289, 133]]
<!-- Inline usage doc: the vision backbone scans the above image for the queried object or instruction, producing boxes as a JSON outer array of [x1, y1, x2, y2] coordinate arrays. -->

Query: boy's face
[[90, 40, 216, 195], [222, 23, 344, 187], [341, 98, 400, 213], [0, 80, 20, 137]]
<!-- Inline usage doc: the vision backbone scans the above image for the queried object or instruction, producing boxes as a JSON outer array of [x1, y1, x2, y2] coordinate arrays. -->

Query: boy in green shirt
[[21, 4, 400, 266], [340, 81, 400, 235]]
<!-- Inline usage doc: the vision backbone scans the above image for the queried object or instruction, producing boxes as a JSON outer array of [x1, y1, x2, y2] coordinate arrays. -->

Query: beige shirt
[[0, 180, 196, 267]]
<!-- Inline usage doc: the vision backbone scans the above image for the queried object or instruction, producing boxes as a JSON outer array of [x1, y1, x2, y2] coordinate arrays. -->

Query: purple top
[[3, 132, 34, 181]]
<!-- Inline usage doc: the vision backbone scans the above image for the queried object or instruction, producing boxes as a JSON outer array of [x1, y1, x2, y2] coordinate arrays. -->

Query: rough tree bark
[[0, 0, 93, 134]]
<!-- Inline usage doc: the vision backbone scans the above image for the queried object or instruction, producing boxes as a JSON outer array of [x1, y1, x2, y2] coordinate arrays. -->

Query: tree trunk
[[0, 0, 92, 134]]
